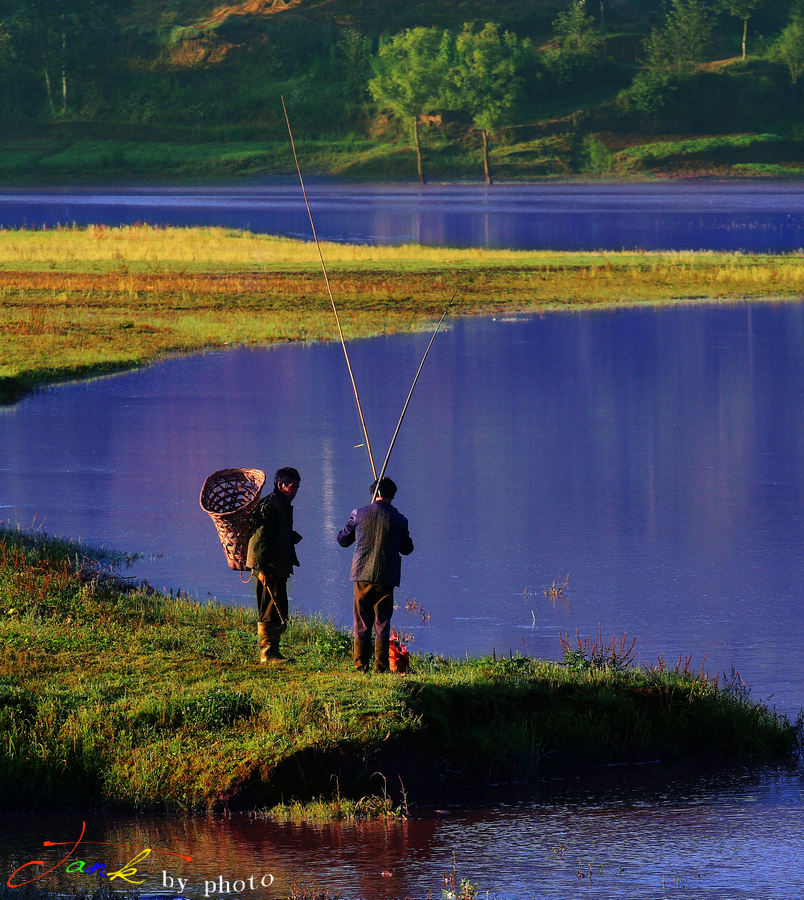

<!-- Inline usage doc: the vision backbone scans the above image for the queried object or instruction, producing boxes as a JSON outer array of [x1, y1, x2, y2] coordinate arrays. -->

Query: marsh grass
[[0, 526, 798, 813], [1, 225, 803, 402]]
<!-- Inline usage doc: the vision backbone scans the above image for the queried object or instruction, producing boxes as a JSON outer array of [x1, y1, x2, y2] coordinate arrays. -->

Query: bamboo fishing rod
[[371, 284, 461, 502], [281, 96, 377, 479]]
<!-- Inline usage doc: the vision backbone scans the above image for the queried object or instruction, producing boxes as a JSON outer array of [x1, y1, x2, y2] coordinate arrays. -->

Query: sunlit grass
[[1, 225, 802, 401], [0, 223, 643, 271], [615, 133, 785, 168]]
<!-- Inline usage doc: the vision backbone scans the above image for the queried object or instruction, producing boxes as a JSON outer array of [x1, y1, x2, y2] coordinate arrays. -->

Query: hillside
[[0, 0, 802, 182], [127, 0, 571, 37]]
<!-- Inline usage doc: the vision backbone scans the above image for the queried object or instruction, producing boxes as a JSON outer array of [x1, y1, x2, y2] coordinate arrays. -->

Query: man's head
[[275, 466, 301, 500], [370, 476, 397, 500]]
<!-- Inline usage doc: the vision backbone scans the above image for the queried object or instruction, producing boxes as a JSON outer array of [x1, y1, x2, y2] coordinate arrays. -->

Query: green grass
[[734, 162, 804, 177], [613, 132, 804, 174], [616, 132, 785, 164], [0, 526, 797, 814], [0, 132, 574, 184], [3, 128, 801, 184]]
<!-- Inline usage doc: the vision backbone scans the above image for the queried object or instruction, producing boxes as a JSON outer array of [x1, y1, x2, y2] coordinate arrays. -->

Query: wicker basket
[[200, 467, 266, 570]]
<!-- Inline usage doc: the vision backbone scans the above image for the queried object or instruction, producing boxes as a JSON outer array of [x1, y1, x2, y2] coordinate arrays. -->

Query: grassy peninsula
[[0, 527, 797, 813], [2, 224, 804, 403]]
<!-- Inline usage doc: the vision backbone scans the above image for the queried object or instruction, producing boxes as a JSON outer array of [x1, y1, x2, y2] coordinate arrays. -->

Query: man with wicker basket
[[247, 467, 302, 663]]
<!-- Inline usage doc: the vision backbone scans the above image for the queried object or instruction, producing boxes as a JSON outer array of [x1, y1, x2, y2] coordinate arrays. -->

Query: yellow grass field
[[1, 224, 802, 400]]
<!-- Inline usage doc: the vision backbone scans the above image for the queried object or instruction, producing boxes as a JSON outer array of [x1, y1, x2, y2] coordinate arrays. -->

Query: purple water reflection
[[1, 182, 804, 251], [1, 765, 802, 899]]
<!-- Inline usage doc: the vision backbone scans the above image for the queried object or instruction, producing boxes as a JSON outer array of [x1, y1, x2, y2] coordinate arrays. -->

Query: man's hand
[[257, 571, 267, 586]]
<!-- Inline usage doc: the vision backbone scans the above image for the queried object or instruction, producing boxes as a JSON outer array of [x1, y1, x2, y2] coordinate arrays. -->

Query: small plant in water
[[353, 772, 407, 819], [288, 878, 340, 900], [405, 596, 432, 624], [544, 572, 570, 604], [442, 851, 482, 899], [560, 626, 637, 672]]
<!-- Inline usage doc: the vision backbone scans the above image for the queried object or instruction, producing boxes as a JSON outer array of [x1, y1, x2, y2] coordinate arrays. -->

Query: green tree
[[771, 13, 804, 84], [719, 0, 763, 59], [553, 0, 602, 54], [448, 22, 531, 185], [368, 26, 450, 184], [0, 0, 127, 116], [642, 0, 714, 75], [334, 28, 373, 117]]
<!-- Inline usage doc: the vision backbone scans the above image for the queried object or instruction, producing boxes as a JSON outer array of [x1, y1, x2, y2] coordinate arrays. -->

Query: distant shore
[[0, 127, 802, 186], [1, 224, 803, 403]]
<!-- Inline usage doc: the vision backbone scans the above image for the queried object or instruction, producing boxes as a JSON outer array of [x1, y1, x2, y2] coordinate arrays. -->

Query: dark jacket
[[337, 499, 413, 586], [249, 491, 300, 579]]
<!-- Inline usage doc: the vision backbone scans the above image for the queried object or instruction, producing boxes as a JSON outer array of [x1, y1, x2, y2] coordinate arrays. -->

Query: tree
[[448, 22, 531, 185], [642, 0, 714, 75], [334, 28, 373, 117], [552, 0, 602, 54], [368, 26, 450, 184], [719, 0, 763, 60], [0, 0, 127, 116], [771, 14, 804, 84]]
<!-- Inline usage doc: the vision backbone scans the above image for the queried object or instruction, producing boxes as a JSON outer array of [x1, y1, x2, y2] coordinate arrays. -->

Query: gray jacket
[[337, 500, 413, 586]]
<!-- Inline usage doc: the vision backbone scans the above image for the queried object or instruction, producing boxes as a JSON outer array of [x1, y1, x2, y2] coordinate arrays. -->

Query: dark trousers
[[353, 581, 394, 672], [256, 574, 288, 634]]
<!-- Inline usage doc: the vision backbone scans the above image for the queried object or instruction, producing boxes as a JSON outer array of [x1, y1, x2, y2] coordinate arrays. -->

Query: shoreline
[[0, 127, 802, 186], [0, 527, 799, 816]]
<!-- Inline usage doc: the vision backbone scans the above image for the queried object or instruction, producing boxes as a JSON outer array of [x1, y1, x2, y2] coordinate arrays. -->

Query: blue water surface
[[1, 181, 804, 251]]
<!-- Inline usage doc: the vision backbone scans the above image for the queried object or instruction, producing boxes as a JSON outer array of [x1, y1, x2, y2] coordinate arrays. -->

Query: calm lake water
[[1, 763, 802, 900], [2, 306, 803, 717], [2, 183, 803, 898], [2, 306, 803, 899], [2, 181, 804, 251]]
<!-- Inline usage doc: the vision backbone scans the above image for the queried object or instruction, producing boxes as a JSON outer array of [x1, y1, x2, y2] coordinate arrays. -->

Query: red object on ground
[[389, 629, 409, 674]]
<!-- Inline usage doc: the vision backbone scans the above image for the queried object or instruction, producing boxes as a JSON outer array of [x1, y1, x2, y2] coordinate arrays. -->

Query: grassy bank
[[2, 225, 804, 403], [0, 527, 798, 813], [1, 129, 802, 186]]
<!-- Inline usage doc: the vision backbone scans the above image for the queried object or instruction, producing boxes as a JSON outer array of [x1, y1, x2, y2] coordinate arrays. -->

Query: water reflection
[[2, 182, 804, 251], [2, 765, 802, 899]]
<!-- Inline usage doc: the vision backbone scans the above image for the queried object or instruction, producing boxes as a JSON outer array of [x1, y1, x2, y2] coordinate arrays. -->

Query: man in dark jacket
[[248, 466, 301, 663], [337, 476, 414, 673]]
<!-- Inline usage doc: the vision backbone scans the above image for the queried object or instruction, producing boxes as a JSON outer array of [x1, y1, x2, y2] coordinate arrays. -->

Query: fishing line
[[372, 283, 462, 501], [281, 96, 377, 478]]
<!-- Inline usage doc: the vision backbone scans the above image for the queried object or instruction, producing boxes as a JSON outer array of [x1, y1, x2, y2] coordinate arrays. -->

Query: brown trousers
[[353, 581, 394, 673]]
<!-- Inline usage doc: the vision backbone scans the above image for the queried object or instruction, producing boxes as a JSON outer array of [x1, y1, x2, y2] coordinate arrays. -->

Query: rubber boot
[[353, 637, 371, 672], [374, 637, 390, 674], [266, 626, 287, 662], [257, 622, 271, 665]]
